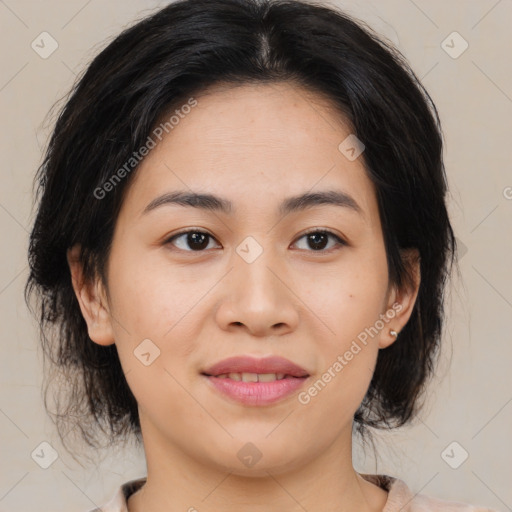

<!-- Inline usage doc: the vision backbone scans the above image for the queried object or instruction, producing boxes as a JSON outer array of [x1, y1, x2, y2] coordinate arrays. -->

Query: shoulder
[[85, 477, 147, 512], [360, 473, 499, 512]]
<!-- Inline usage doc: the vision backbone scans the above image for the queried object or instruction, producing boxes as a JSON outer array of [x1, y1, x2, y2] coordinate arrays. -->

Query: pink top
[[87, 473, 498, 511]]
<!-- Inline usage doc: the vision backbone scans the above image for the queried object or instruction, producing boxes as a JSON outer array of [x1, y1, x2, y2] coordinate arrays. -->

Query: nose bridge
[[233, 234, 283, 303], [214, 232, 300, 335]]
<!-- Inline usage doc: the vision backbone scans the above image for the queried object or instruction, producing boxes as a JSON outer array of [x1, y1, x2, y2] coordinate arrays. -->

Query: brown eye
[[165, 228, 346, 253], [293, 230, 346, 252], [166, 230, 218, 251]]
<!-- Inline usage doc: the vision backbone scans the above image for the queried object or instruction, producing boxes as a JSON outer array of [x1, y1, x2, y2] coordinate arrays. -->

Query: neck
[[127, 419, 388, 512]]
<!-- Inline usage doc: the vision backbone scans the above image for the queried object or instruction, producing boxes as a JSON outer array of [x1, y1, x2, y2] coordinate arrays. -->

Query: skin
[[68, 81, 420, 512]]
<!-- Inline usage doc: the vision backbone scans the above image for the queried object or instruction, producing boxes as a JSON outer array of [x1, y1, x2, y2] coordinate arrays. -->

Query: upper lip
[[202, 355, 310, 378]]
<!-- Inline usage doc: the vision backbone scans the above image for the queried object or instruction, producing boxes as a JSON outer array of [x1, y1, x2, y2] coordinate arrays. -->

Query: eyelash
[[164, 228, 347, 253]]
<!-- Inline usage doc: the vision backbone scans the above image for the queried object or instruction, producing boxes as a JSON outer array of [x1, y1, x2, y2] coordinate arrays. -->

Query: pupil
[[189, 232, 208, 250], [309, 233, 327, 250]]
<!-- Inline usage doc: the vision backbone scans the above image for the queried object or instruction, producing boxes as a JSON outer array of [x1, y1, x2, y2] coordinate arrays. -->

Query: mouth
[[201, 355, 310, 406], [201, 371, 307, 382], [200, 355, 310, 406], [202, 355, 310, 379], [201, 373, 309, 405]]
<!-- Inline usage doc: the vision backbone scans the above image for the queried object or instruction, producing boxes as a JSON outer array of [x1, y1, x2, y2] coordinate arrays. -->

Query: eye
[[165, 229, 219, 252], [164, 228, 347, 253], [292, 229, 347, 252]]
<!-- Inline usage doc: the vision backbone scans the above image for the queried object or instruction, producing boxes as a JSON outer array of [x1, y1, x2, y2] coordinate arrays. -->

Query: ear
[[67, 245, 115, 346], [379, 248, 421, 349]]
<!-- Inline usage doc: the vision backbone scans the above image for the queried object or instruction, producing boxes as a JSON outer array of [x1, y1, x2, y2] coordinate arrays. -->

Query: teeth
[[258, 373, 280, 382], [215, 372, 289, 382], [241, 372, 258, 382]]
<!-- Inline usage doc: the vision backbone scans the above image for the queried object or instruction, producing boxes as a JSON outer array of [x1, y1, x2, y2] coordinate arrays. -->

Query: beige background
[[1, 0, 511, 510]]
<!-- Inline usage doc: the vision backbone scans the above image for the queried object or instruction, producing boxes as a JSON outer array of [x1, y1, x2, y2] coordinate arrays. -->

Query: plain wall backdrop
[[0, 0, 511, 510]]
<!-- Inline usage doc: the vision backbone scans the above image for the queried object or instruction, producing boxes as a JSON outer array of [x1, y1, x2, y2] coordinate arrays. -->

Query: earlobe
[[379, 248, 421, 350], [67, 245, 115, 346]]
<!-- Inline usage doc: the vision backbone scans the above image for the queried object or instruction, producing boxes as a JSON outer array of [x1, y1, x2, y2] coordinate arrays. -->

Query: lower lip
[[202, 375, 309, 406]]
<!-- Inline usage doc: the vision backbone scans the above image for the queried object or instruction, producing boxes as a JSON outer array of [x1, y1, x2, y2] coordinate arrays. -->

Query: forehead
[[121, 81, 378, 224]]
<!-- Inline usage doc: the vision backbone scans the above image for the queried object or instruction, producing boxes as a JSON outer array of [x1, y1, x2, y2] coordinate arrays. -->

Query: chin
[[203, 439, 310, 478]]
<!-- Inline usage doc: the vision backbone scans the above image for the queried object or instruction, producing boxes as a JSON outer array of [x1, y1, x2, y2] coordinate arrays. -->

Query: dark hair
[[26, 0, 457, 460]]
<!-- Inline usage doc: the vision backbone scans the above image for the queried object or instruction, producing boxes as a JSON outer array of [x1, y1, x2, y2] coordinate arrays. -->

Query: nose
[[215, 248, 300, 337]]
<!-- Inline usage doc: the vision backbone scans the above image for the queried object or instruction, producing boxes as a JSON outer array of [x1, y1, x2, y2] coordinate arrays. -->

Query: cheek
[[107, 247, 188, 335], [298, 307, 380, 432], [305, 254, 388, 342], [299, 252, 387, 403], [105, 246, 206, 382], [106, 259, 203, 421]]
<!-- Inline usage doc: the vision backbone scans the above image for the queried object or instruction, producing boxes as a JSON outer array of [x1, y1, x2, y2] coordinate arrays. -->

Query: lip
[[203, 374, 309, 405], [201, 355, 310, 406], [202, 355, 309, 378]]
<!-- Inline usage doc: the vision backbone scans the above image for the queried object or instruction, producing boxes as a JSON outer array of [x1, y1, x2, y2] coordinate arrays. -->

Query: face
[[71, 81, 419, 477]]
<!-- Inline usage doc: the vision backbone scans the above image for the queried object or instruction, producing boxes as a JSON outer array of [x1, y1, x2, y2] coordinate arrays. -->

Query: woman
[[25, 0, 497, 510]]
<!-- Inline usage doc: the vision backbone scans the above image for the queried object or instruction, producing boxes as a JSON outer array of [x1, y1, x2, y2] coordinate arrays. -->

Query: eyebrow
[[142, 189, 364, 218]]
